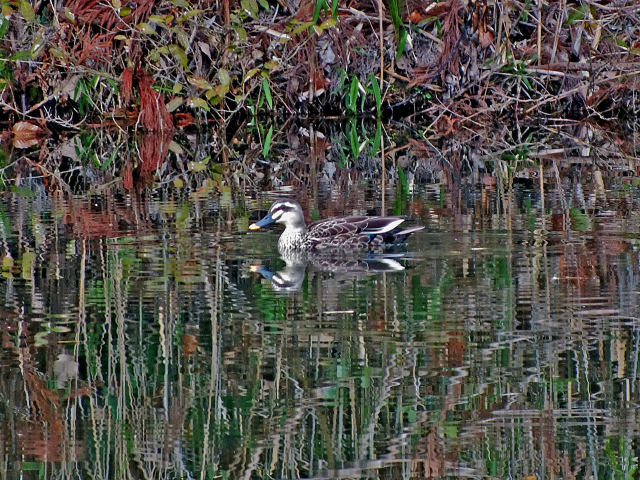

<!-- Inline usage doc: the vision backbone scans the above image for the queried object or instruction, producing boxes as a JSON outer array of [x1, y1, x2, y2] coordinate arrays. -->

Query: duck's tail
[[388, 225, 424, 244]]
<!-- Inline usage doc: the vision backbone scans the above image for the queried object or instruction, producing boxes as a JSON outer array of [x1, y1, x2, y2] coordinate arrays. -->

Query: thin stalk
[[378, 0, 385, 214]]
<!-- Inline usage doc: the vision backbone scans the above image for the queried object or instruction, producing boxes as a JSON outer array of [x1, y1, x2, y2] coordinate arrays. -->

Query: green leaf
[[172, 26, 190, 50], [331, 0, 339, 18], [19, 0, 35, 22], [371, 121, 381, 155], [189, 97, 210, 111], [347, 75, 358, 114], [243, 68, 260, 84], [264, 60, 278, 70], [368, 73, 381, 116], [232, 25, 247, 42], [337, 147, 347, 167], [289, 20, 313, 36], [188, 76, 213, 89], [388, 0, 402, 31], [1, 5, 13, 20], [218, 68, 231, 86], [149, 14, 168, 24], [101, 149, 117, 171], [189, 160, 208, 172], [151, 45, 189, 69], [262, 78, 273, 109], [169, 44, 189, 69], [314, 17, 337, 34], [349, 120, 359, 159], [10, 186, 36, 197], [262, 126, 273, 157], [10, 50, 33, 61], [176, 9, 203, 23], [240, 0, 259, 18], [566, 6, 589, 26], [397, 166, 409, 195], [0, 18, 9, 37], [396, 28, 407, 60], [312, 0, 327, 24]]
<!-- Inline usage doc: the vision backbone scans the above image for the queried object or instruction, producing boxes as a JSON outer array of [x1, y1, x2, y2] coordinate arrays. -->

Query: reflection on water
[[1, 177, 640, 479], [251, 251, 408, 293]]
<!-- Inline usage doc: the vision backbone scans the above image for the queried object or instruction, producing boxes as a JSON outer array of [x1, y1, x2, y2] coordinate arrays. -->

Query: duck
[[250, 253, 406, 292], [249, 200, 423, 251]]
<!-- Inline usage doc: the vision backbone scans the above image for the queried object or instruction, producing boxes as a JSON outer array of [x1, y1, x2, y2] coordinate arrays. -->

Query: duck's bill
[[249, 213, 275, 230], [249, 264, 274, 279]]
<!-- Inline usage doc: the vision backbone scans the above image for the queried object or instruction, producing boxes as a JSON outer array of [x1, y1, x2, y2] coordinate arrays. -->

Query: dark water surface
[[1, 176, 640, 479]]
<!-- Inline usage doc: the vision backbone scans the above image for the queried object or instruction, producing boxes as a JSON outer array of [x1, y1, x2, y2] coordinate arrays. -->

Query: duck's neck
[[279, 223, 307, 250]]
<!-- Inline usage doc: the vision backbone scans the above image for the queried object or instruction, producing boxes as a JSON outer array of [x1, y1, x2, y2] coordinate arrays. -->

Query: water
[[1, 176, 639, 479]]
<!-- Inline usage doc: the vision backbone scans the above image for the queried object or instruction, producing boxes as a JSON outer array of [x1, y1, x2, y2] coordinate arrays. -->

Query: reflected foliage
[[1, 175, 640, 479]]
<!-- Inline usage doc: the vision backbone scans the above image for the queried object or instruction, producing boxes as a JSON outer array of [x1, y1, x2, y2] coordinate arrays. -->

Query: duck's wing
[[354, 216, 405, 234], [307, 216, 405, 240]]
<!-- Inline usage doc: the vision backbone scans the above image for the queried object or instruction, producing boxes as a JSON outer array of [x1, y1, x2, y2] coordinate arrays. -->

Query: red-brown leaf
[[12, 121, 45, 149]]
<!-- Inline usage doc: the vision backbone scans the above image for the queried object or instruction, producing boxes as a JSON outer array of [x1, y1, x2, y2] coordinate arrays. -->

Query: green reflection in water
[[0, 182, 639, 479]]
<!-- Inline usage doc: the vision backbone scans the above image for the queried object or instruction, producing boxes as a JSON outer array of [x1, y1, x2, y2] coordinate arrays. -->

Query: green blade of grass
[[312, 0, 326, 24], [368, 73, 381, 116], [396, 28, 407, 60], [349, 120, 359, 158], [347, 75, 358, 114], [371, 121, 381, 155], [262, 78, 273, 109], [262, 126, 273, 158]]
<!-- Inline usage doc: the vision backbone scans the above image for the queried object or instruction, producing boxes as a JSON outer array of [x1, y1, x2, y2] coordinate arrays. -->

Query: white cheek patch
[[282, 212, 295, 222], [271, 209, 283, 220]]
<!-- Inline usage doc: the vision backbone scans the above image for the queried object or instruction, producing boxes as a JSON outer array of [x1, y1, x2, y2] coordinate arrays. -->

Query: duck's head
[[249, 200, 305, 231]]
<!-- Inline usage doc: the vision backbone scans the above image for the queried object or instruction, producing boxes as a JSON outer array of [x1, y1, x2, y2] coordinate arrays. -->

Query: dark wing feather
[[308, 216, 405, 235], [305, 215, 410, 249], [307, 217, 364, 239]]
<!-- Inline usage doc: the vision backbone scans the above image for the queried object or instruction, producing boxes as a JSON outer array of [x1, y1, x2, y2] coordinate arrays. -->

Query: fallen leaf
[[408, 11, 428, 24], [12, 121, 44, 149]]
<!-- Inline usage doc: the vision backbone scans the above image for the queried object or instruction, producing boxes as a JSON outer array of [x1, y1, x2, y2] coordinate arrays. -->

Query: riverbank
[[0, 1, 638, 190]]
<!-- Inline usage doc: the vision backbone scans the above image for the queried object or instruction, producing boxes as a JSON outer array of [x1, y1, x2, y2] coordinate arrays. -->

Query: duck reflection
[[250, 250, 407, 293]]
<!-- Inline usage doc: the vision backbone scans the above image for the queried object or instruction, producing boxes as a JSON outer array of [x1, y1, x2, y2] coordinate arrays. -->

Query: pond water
[[1, 173, 640, 479]]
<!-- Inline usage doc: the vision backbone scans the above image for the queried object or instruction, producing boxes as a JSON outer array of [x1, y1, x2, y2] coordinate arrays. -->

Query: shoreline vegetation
[[0, 0, 638, 192]]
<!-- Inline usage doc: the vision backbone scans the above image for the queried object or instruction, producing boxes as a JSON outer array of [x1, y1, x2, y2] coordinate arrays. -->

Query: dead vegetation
[[0, 0, 638, 191]]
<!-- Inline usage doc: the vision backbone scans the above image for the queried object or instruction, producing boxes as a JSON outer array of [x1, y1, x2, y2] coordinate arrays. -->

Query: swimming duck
[[249, 200, 423, 251]]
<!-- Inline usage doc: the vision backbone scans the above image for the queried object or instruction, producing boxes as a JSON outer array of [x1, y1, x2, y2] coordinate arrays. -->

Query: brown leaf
[[121, 66, 133, 105], [181, 334, 198, 357], [474, 1, 495, 49], [137, 69, 174, 132], [12, 121, 45, 149], [478, 28, 494, 48], [407, 11, 428, 24], [174, 112, 195, 128]]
